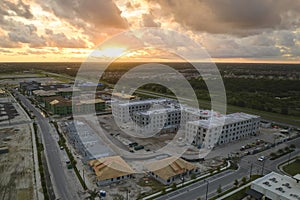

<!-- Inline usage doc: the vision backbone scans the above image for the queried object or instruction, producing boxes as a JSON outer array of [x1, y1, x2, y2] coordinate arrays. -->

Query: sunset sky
[[0, 0, 300, 63]]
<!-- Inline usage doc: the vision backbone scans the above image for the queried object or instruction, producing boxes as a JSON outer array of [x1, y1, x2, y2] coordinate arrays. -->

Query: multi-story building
[[112, 98, 175, 123], [19, 81, 41, 95], [44, 96, 72, 115], [133, 105, 182, 134], [44, 96, 105, 115], [186, 112, 260, 148], [181, 105, 214, 123], [113, 98, 260, 148]]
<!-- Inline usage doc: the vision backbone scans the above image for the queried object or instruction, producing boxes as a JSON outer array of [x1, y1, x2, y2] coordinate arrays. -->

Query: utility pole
[[249, 163, 253, 178], [288, 151, 292, 165], [204, 179, 209, 200], [126, 189, 130, 200], [261, 160, 265, 175], [83, 169, 85, 185]]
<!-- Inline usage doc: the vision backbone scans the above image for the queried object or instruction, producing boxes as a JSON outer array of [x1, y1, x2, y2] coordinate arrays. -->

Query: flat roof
[[293, 174, 300, 181], [115, 98, 173, 107], [57, 87, 80, 92], [252, 172, 300, 200], [188, 112, 260, 129], [182, 105, 217, 117], [33, 90, 57, 96], [77, 99, 105, 105], [72, 121, 114, 159], [137, 106, 181, 115]]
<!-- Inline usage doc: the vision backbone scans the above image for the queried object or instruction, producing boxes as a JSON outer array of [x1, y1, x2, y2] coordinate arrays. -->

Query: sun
[[95, 47, 127, 58]]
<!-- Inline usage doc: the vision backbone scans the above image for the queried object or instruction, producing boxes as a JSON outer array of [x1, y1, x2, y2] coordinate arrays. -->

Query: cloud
[[141, 14, 161, 27], [151, 0, 300, 36], [0, 0, 33, 19], [7, 23, 46, 47], [276, 31, 295, 47], [199, 33, 287, 59], [0, 35, 21, 48], [45, 29, 88, 48], [35, 0, 129, 46]]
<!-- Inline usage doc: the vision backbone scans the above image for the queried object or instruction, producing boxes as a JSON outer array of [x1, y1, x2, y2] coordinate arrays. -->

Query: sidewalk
[[215, 182, 252, 200], [142, 161, 231, 200], [12, 90, 44, 200]]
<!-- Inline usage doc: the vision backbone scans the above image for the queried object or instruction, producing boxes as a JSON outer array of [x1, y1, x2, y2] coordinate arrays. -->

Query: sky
[[0, 0, 300, 63]]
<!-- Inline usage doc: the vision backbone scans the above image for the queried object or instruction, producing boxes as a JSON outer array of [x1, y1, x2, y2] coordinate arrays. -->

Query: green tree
[[172, 183, 177, 190], [191, 174, 196, 179], [234, 179, 239, 187], [290, 144, 296, 149], [242, 177, 247, 185], [278, 149, 284, 155], [270, 152, 277, 158], [284, 147, 290, 152], [217, 185, 222, 195]]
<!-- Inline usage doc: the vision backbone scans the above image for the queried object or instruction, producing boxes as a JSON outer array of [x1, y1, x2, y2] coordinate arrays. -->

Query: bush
[[234, 179, 239, 187], [191, 174, 196, 179], [217, 185, 222, 194], [242, 177, 247, 184], [172, 183, 177, 190], [278, 149, 284, 154], [285, 147, 290, 152], [270, 152, 277, 157]]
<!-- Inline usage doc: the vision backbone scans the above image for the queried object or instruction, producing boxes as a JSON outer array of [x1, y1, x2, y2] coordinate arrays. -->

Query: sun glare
[[96, 47, 127, 58]]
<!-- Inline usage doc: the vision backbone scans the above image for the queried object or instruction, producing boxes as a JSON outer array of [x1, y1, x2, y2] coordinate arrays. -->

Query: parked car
[[258, 156, 265, 162]]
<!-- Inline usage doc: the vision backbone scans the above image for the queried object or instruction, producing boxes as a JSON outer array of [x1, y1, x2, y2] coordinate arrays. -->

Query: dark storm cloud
[[37, 0, 128, 29], [8, 23, 46, 47], [45, 29, 88, 48], [152, 0, 300, 36], [0, 0, 33, 19], [35, 0, 129, 45]]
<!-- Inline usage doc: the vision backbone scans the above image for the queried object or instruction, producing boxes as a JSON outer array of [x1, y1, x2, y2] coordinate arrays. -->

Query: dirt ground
[[0, 124, 34, 200]]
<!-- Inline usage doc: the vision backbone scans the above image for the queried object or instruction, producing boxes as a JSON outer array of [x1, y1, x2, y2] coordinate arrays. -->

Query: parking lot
[[0, 95, 30, 126]]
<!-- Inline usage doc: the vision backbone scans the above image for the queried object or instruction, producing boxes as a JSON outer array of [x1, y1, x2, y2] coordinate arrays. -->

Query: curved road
[[156, 137, 300, 200]]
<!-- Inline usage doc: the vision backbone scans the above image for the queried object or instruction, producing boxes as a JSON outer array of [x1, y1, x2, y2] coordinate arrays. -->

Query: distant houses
[[19, 81, 41, 95], [19, 81, 106, 116]]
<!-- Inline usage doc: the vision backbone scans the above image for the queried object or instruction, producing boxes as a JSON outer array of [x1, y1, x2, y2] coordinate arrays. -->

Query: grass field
[[134, 89, 300, 127], [283, 159, 300, 176]]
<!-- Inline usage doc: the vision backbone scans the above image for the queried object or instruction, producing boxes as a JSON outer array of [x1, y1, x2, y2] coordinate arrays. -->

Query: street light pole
[[126, 189, 130, 200], [288, 151, 292, 165], [249, 163, 253, 178], [204, 179, 209, 200], [261, 160, 265, 175]]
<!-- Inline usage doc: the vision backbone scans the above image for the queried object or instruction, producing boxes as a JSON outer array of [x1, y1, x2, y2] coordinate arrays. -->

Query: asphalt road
[[14, 91, 79, 200], [157, 137, 300, 200]]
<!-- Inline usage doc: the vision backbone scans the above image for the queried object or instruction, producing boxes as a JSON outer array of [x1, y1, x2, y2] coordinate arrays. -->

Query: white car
[[258, 156, 265, 161]]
